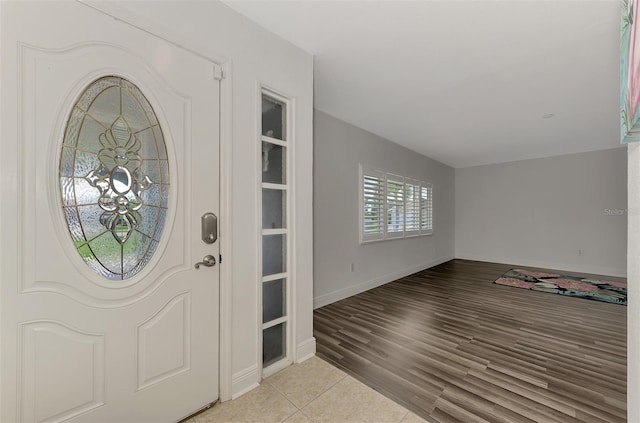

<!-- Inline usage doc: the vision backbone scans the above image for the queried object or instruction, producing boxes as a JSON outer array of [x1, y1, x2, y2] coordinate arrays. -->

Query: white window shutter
[[404, 179, 421, 236], [420, 184, 433, 234], [385, 174, 404, 238], [360, 167, 385, 242]]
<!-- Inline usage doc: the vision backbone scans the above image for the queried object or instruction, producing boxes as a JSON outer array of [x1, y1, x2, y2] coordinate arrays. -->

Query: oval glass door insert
[[59, 76, 169, 280]]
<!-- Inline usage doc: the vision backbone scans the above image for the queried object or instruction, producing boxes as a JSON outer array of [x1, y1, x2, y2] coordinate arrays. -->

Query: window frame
[[259, 87, 294, 378]]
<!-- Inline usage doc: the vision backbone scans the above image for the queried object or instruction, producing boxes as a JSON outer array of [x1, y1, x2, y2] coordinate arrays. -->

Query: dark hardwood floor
[[314, 259, 627, 423]]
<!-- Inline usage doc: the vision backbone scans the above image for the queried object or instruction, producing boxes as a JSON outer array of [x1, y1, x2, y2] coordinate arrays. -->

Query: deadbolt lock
[[201, 212, 217, 244]]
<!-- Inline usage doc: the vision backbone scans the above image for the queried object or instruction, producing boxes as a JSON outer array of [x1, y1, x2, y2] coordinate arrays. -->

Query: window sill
[[360, 231, 434, 245]]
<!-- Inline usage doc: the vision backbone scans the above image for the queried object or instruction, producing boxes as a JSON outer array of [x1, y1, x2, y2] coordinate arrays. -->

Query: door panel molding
[[18, 321, 105, 423], [136, 292, 191, 391]]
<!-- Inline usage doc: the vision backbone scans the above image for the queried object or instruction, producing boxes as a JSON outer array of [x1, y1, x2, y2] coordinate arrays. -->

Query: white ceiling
[[223, 0, 622, 168]]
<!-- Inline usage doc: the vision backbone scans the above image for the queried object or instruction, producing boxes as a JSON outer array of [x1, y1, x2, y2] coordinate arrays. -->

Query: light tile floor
[[188, 357, 427, 423]]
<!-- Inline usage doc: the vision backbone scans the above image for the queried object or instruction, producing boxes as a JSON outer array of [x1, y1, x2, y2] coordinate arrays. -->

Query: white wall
[[455, 148, 627, 277], [628, 143, 639, 423], [104, 1, 315, 399], [313, 111, 455, 308]]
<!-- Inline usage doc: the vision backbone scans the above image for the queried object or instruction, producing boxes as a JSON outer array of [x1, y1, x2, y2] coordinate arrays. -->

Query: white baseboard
[[313, 255, 454, 309], [296, 337, 316, 363], [454, 252, 627, 278], [231, 365, 259, 400]]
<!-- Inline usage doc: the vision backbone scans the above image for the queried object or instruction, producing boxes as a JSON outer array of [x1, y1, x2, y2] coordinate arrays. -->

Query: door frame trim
[[78, 0, 234, 401]]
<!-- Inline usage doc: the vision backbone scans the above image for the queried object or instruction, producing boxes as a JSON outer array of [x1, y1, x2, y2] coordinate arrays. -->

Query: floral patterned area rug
[[494, 269, 627, 305]]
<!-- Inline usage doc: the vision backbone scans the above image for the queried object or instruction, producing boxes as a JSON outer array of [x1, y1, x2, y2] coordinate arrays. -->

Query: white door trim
[[218, 60, 234, 401], [76, 0, 235, 401]]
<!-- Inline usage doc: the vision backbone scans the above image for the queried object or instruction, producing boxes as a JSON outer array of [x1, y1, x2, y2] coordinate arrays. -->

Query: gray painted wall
[[313, 110, 455, 308], [455, 148, 628, 277], [627, 143, 638, 423]]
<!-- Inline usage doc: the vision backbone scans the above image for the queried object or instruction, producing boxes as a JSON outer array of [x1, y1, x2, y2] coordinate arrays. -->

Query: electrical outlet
[[350, 263, 355, 272], [578, 249, 584, 256]]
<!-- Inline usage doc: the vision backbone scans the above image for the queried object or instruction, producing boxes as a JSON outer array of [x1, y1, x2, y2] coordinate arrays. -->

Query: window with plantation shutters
[[360, 165, 433, 243], [361, 168, 385, 242], [421, 184, 433, 234]]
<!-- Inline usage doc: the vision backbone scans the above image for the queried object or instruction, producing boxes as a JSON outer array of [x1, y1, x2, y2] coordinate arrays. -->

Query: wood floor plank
[[314, 259, 627, 423], [478, 367, 626, 422]]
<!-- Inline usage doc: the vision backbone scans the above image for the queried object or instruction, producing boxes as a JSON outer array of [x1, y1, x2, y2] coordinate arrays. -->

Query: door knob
[[194, 255, 216, 269]]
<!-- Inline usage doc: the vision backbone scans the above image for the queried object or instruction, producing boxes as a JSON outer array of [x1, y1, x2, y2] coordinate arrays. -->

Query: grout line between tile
[[299, 408, 317, 423], [208, 369, 422, 423], [265, 362, 349, 410], [264, 378, 299, 411], [268, 383, 300, 423], [297, 371, 349, 410]]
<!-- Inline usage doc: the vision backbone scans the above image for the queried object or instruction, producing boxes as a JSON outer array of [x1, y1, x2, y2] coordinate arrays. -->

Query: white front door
[[1, 2, 220, 422]]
